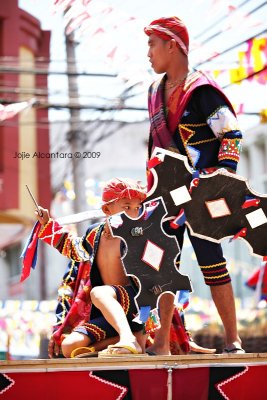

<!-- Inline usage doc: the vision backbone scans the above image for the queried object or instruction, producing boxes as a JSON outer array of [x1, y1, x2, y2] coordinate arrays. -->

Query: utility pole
[[65, 29, 88, 235]]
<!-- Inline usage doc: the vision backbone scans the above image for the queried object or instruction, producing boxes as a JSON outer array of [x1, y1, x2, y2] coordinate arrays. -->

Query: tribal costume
[[40, 177, 188, 353], [39, 178, 147, 346], [147, 70, 242, 174], [48, 222, 187, 353], [49, 223, 142, 345], [145, 19, 243, 287]]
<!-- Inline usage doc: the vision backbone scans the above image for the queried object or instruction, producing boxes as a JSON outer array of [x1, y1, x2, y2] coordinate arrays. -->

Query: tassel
[[189, 170, 200, 193], [170, 209, 186, 229], [229, 227, 247, 243], [143, 200, 159, 220], [147, 156, 163, 170], [242, 195, 260, 209]]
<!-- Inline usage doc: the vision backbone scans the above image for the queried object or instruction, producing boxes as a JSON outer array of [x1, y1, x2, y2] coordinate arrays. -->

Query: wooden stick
[[25, 185, 43, 217]]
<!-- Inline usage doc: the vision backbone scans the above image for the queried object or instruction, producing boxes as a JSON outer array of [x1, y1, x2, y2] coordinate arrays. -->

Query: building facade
[[0, 0, 51, 300]]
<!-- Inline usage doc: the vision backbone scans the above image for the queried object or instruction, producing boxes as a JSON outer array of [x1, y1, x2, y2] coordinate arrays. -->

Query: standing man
[[144, 16, 244, 354]]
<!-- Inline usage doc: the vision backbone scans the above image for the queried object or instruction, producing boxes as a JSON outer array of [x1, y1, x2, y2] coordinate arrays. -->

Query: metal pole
[[65, 29, 88, 235], [167, 367, 173, 400]]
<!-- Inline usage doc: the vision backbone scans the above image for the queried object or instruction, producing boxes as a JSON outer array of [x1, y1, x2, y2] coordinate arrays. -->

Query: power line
[[193, 0, 252, 40], [0, 85, 147, 102], [222, 63, 267, 88], [193, 27, 267, 68], [0, 56, 93, 64], [0, 66, 117, 77], [0, 109, 261, 129], [1, 98, 149, 113], [191, 0, 267, 51], [1, 117, 149, 127], [38, 102, 148, 111], [1, 66, 266, 112]]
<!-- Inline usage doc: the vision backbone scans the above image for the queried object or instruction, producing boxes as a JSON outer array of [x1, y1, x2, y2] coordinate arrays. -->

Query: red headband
[[144, 16, 189, 56], [102, 178, 146, 204]]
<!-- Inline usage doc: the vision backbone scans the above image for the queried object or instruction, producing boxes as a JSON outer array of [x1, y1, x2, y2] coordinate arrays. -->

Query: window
[[5, 243, 22, 279]]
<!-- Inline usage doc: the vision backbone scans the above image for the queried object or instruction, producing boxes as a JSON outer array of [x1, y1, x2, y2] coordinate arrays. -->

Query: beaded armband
[[218, 138, 242, 163]]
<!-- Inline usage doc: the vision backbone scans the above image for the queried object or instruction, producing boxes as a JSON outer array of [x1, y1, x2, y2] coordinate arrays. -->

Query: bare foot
[[146, 345, 171, 356], [189, 340, 216, 354]]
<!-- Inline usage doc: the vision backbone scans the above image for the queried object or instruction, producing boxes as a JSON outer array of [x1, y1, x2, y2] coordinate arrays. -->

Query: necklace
[[165, 73, 188, 90], [102, 225, 112, 239]]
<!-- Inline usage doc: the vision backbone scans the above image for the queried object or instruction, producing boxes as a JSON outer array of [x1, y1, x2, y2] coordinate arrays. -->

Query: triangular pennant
[[132, 305, 151, 323], [229, 227, 247, 243], [20, 222, 42, 282], [241, 195, 260, 209], [170, 209, 186, 229]]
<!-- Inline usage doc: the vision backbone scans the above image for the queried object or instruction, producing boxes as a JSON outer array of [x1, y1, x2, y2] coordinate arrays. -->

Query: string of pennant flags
[[50, 0, 267, 115], [207, 37, 267, 86], [52, 0, 267, 71], [1, 1, 267, 121]]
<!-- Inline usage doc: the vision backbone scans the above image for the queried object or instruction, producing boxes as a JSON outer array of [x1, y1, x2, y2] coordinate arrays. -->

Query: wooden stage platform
[[1, 352, 267, 371], [1, 353, 267, 399]]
